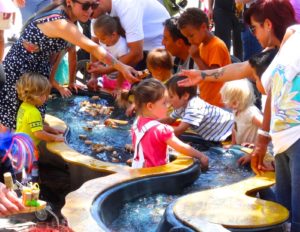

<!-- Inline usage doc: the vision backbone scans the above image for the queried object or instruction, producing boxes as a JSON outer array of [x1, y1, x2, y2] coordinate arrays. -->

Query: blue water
[[46, 95, 133, 163], [47, 95, 254, 232], [109, 149, 253, 232]]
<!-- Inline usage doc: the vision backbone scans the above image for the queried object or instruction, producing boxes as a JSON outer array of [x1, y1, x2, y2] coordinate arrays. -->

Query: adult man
[[88, 0, 170, 89], [162, 17, 197, 74]]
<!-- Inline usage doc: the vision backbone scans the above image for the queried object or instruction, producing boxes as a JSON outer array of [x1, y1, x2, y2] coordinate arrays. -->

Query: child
[[16, 73, 64, 146], [131, 78, 208, 169], [177, 8, 231, 108], [221, 79, 263, 165], [146, 48, 173, 83], [162, 75, 233, 142], [88, 15, 130, 91], [118, 48, 173, 116]]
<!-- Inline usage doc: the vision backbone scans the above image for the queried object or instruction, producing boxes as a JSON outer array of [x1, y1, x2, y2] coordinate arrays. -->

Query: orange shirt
[[199, 36, 231, 107]]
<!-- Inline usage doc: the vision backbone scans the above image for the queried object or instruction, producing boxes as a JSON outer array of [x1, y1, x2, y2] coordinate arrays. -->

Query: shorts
[[0, 12, 14, 30]]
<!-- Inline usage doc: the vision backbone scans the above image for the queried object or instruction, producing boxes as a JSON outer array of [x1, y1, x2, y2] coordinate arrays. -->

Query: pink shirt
[[131, 117, 174, 168]]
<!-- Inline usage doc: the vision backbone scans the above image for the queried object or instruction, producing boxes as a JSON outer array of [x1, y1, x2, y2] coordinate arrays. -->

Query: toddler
[[162, 75, 234, 142], [89, 15, 130, 91], [16, 73, 64, 146], [131, 78, 208, 169], [221, 79, 263, 165], [146, 48, 173, 83]]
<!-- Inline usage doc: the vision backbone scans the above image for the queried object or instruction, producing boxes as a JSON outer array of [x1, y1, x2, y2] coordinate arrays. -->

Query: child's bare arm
[[33, 130, 64, 143], [159, 117, 176, 125], [173, 121, 190, 136], [44, 124, 64, 135], [167, 135, 209, 170], [252, 113, 263, 128]]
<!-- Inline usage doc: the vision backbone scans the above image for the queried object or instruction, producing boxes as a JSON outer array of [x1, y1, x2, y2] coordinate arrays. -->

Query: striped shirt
[[170, 96, 233, 141]]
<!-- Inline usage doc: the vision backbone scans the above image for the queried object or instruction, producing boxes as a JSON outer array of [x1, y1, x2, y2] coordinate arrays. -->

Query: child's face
[[168, 89, 188, 110], [147, 90, 169, 119], [180, 24, 205, 46], [95, 29, 118, 46], [35, 94, 48, 107], [226, 100, 239, 111]]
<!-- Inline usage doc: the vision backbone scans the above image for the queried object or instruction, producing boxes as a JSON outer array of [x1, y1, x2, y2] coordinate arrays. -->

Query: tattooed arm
[[178, 61, 254, 87]]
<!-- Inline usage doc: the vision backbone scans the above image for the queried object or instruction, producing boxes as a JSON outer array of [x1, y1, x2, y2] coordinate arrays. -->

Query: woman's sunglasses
[[72, 0, 99, 11]]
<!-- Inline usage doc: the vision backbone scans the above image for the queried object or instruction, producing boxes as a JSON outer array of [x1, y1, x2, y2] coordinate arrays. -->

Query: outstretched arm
[[167, 135, 209, 170], [38, 19, 139, 83], [178, 61, 253, 87]]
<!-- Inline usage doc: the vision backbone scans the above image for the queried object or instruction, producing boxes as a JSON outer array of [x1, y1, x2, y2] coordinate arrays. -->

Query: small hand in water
[[58, 86, 72, 98], [68, 82, 86, 94]]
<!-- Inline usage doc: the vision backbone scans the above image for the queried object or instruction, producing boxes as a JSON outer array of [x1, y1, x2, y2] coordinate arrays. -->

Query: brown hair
[[133, 79, 166, 114], [146, 48, 173, 71], [16, 73, 51, 106], [177, 7, 209, 29]]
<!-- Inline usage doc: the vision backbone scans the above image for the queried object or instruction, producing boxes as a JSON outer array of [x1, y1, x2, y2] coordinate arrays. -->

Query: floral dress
[[0, 9, 71, 129]]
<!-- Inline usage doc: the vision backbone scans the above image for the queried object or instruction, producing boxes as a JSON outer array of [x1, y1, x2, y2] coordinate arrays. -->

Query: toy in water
[[104, 118, 128, 128], [79, 100, 114, 117], [0, 132, 37, 173]]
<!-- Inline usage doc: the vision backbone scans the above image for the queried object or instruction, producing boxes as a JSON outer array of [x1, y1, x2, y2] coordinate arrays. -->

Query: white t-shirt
[[100, 36, 128, 59], [109, 0, 170, 51], [170, 96, 233, 141], [234, 105, 261, 144], [261, 25, 300, 154]]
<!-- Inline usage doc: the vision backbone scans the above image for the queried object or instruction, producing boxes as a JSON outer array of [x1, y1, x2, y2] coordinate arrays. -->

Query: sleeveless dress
[[0, 9, 71, 129]]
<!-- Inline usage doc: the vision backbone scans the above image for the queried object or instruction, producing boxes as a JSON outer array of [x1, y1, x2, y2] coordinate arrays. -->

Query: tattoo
[[201, 68, 225, 80]]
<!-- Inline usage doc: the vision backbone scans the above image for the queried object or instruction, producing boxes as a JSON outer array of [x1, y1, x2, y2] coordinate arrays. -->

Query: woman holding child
[[0, 0, 137, 131]]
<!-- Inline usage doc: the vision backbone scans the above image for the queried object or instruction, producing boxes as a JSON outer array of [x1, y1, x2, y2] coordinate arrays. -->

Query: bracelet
[[257, 129, 271, 138]]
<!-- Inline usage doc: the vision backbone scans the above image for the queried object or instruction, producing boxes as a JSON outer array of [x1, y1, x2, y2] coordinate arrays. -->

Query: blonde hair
[[220, 79, 255, 111], [16, 73, 51, 105], [146, 48, 173, 71]]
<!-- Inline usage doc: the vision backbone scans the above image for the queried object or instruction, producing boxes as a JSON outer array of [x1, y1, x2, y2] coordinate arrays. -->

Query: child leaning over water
[[88, 15, 130, 91], [221, 79, 263, 165], [16, 73, 64, 146], [161, 75, 233, 143], [131, 78, 208, 169]]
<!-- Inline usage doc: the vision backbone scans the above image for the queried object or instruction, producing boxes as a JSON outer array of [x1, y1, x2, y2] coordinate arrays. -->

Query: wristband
[[257, 129, 271, 138]]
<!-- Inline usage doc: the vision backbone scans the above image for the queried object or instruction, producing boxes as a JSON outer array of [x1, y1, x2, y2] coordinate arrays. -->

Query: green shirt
[[16, 102, 43, 145]]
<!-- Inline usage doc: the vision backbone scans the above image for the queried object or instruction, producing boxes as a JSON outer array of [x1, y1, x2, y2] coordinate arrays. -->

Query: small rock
[[79, 134, 87, 140]]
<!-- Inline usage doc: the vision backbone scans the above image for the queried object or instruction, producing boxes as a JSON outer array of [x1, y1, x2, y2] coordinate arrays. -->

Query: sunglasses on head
[[72, 0, 99, 11]]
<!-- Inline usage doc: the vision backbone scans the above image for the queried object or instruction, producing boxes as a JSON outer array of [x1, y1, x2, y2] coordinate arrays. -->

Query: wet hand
[[68, 82, 86, 94], [237, 154, 251, 166], [58, 86, 72, 98]]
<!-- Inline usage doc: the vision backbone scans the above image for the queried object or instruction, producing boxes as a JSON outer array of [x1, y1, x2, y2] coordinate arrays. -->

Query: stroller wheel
[[35, 208, 48, 221]]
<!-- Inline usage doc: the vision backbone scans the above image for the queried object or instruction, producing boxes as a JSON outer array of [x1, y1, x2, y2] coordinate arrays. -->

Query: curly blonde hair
[[220, 79, 255, 112], [16, 73, 51, 105]]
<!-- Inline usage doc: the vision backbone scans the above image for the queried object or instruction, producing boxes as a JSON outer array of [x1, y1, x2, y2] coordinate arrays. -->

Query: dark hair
[[248, 48, 278, 78], [244, 0, 296, 42], [133, 79, 166, 113], [0, 64, 5, 90], [177, 7, 209, 29], [166, 75, 197, 100], [163, 17, 190, 45], [93, 15, 125, 37], [146, 48, 173, 71]]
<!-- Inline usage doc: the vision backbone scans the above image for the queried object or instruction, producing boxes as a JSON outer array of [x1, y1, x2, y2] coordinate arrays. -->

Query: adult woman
[[179, 0, 296, 88], [178, 0, 296, 166], [0, 0, 138, 130]]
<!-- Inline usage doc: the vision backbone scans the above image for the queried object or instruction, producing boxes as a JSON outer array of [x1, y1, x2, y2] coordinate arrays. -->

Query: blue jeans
[[275, 139, 300, 232], [21, 0, 52, 24]]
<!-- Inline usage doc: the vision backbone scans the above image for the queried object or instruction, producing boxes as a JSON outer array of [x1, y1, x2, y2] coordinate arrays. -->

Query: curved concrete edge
[[44, 114, 198, 232], [173, 172, 289, 230]]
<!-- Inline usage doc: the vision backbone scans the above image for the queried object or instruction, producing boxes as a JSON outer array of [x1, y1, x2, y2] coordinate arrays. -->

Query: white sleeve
[[114, 4, 144, 43]]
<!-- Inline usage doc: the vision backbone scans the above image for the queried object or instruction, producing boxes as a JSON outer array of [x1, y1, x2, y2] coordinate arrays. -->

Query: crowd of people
[[0, 0, 299, 231]]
